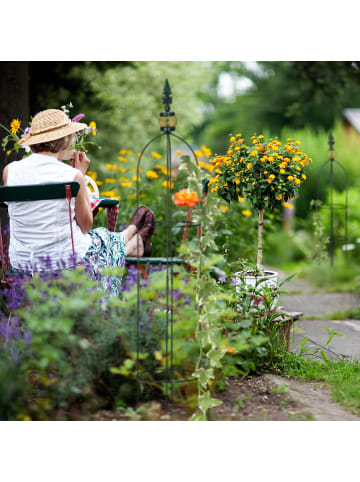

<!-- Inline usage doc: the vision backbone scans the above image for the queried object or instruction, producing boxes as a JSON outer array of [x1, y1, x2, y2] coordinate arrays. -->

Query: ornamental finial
[[162, 79, 172, 113]]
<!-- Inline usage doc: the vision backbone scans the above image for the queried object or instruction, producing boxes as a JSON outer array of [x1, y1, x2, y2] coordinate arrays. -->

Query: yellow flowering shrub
[[209, 133, 311, 212]]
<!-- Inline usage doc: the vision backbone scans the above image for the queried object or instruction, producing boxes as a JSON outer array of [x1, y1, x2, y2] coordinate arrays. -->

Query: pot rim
[[234, 270, 278, 279]]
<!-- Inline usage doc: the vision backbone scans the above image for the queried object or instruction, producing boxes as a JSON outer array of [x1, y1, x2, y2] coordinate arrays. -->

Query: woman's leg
[[125, 233, 144, 257], [120, 224, 137, 244]]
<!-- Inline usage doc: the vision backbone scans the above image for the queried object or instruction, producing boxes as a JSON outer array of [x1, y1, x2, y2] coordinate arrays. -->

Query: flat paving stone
[[291, 319, 360, 360], [280, 293, 360, 317]]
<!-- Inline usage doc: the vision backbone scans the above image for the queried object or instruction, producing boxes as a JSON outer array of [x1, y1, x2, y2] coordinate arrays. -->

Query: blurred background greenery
[[2, 61, 360, 283]]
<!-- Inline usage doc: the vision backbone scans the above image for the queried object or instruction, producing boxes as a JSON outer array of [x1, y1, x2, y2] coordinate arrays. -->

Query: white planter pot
[[233, 270, 279, 309]]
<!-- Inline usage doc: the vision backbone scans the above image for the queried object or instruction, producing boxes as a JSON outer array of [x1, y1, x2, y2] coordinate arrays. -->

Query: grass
[[277, 258, 360, 294], [277, 353, 360, 415]]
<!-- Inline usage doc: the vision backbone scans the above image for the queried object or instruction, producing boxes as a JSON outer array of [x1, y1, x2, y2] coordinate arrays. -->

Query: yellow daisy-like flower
[[280, 169, 286, 174], [238, 196, 245, 203], [133, 176, 141, 183], [252, 139, 258, 144], [119, 149, 132, 155], [242, 209, 252, 217], [276, 194, 282, 200], [269, 174, 275, 179], [89, 121, 97, 135], [287, 176, 294, 181], [246, 162, 252, 170], [176, 149, 183, 156], [295, 140, 301, 145], [227, 149, 233, 155], [146, 170, 159, 179], [95, 180, 103, 186], [219, 205, 229, 211], [162, 180, 174, 189], [6, 151, 11, 156], [118, 177, 129, 182], [295, 178, 301, 185], [258, 135, 264, 139], [100, 190, 116, 197], [283, 202, 294, 210], [105, 163, 117, 170], [230, 136, 236, 142], [87, 170, 97, 180], [10, 118, 21, 134], [121, 182, 132, 187], [118, 156, 127, 162], [201, 145, 212, 157], [116, 167, 126, 173], [302, 174, 307, 180], [105, 178, 115, 184], [152, 152, 162, 159]]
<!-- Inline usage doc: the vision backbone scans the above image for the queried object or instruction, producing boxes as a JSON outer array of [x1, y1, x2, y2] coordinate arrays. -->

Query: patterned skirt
[[84, 227, 126, 297]]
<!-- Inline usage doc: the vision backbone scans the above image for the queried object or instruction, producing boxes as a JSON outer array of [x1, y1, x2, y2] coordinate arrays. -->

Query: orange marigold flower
[[174, 189, 199, 207]]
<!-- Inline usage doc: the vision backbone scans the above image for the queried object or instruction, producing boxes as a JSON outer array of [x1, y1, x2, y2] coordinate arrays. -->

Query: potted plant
[[209, 133, 312, 298]]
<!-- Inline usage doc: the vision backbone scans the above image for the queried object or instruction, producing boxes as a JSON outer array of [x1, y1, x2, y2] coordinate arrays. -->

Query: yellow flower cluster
[[208, 132, 311, 209]]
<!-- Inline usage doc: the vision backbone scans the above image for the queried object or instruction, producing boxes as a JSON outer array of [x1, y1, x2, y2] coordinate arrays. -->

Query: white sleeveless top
[[7, 153, 92, 271]]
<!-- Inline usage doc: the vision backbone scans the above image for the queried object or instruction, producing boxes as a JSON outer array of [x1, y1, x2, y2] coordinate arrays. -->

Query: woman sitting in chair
[[2, 109, 155, 295]]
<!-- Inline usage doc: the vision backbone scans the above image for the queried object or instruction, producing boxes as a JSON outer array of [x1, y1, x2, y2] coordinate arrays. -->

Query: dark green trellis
[[316, 133, 348, 266], [127, 79, 200, 408]]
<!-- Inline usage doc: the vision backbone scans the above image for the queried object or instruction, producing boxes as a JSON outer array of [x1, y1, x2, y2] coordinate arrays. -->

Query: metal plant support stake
[[316, 133, 348, 266], [129, 79, 199, 409]]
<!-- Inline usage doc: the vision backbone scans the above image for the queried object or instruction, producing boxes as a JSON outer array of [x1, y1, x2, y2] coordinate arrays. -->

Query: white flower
[[342, 244, 355, 251]]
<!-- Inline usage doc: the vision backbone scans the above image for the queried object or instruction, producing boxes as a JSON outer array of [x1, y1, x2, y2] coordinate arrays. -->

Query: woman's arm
[[74, 171, 93, 233], [2, 164, 9, 185], [72, 151, 93, 233]]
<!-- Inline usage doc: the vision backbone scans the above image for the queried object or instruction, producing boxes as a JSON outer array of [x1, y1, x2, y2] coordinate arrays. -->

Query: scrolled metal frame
[[316, 133, 348, 266], [133, 79, 199, 408]]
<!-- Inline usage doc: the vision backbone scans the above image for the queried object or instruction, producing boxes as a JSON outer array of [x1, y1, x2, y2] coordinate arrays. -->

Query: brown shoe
[[139, 210, 156, 254], [130, 206, 150, 229]]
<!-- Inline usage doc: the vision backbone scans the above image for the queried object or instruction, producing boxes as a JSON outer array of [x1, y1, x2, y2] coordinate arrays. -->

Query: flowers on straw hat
[[18, 109, 87, 146]]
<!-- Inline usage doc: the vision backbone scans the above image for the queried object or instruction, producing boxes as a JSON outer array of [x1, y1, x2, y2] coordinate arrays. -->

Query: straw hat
[[18, 109, 87, 146]]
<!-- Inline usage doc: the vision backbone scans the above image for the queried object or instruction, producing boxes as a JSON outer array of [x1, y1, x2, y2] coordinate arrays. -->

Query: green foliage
[[210, 133, 310, 212], [66, 62, 215, 167], [0, 267, 130, 420], [197, 61, 360, 154], [278, 353, 360, 415]]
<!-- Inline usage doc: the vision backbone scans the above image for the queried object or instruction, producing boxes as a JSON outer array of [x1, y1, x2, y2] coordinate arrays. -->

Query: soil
[[79, 372, 360, 421]]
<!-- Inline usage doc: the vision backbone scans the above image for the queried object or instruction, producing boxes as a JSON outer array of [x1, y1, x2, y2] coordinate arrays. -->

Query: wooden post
[[257, 209, 264, 267]]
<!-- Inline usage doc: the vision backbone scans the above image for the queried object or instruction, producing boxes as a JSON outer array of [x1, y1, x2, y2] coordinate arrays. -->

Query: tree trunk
[[257, 209, 264, 268], [0, 61, 29, 256], [0, 61, 29, 177]]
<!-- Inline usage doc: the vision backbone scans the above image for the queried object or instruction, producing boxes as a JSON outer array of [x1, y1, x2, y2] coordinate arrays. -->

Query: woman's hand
[[73, 151, 90, 176]]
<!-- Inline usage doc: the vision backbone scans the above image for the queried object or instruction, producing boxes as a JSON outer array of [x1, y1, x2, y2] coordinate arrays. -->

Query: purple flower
[[218, 275, 226, 283], [21, 126, 31, 138], [231, 277, 240, 285], [71, 113, 85, 122]]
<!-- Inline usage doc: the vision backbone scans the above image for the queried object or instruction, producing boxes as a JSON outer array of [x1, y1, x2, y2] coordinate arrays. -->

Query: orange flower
[[174, 189, 199, 207]]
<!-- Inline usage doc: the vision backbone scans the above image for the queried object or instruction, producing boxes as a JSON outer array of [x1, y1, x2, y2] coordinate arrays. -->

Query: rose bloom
[[174, 189, 199, 207]]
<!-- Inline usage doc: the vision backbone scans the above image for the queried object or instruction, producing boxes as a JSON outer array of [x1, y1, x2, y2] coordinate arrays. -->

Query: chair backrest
[[0, 181, 80, 205], [0, 182, 80, 278]]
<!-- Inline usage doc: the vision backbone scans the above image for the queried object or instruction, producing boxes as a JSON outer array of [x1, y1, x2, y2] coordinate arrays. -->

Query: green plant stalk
[[257, 209, 264, 268]]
